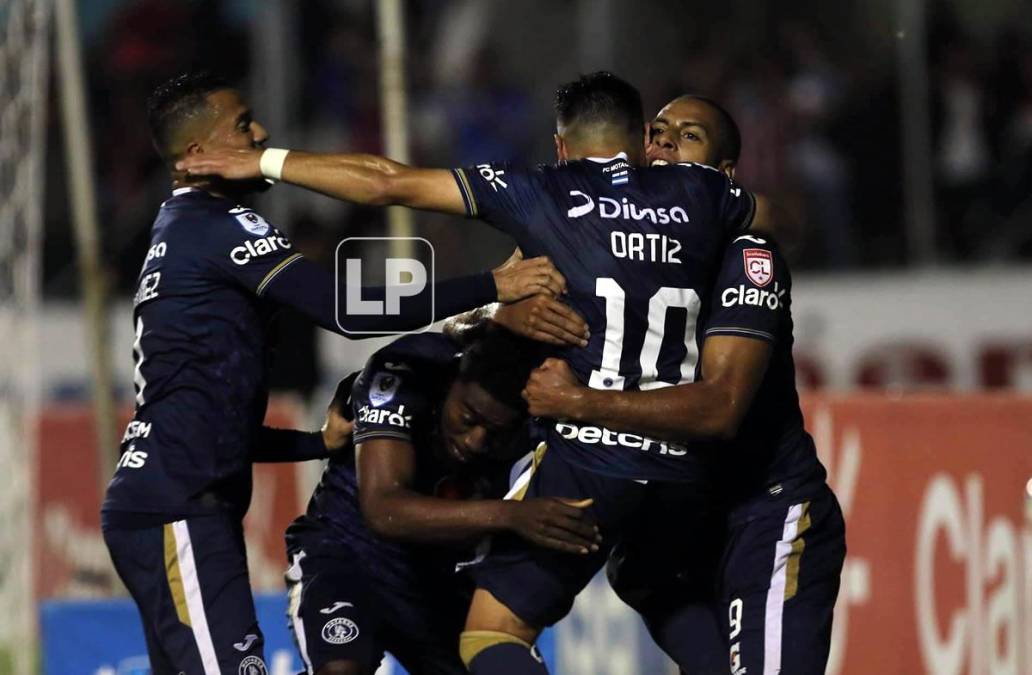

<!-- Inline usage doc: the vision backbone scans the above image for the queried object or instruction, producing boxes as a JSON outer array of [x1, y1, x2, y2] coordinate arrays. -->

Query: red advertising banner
[[804, 394, 1032, 675], [31, 395, 1032, 674]]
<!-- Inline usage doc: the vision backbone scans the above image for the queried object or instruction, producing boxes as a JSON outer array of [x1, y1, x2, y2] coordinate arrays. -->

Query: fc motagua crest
[[237, 655, 267, 675], [322, 616, 360, 644], [743, 248, 774, 287]]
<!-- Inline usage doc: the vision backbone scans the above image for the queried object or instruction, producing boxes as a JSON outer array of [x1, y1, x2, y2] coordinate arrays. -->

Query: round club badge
[[322, 616, 360, 645]]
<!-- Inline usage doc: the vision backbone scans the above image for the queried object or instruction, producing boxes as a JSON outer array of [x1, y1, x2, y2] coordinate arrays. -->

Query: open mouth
[[650, 158, 670, 167], [448, 439, 469, 463]]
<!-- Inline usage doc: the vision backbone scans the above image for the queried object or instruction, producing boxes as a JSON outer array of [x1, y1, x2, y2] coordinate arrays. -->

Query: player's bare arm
[[176, 148, 466, 214], [355, 437, 600, 554], [522, 335, 772, 442]]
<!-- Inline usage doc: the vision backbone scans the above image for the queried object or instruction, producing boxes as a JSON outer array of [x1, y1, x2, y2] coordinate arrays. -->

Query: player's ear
[[185, 141, 203, 156], [554, 134, 568, 162], [718, 159, 736, 180]]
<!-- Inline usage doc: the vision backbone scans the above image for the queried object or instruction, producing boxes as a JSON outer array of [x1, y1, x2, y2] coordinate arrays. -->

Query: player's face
[[196, 89, 271, 193], [647, 98, 734, 178], [439, 380, 522, 465]]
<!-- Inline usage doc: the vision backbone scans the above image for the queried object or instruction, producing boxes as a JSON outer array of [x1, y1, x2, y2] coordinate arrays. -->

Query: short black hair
[[678, 94, 742, 163], [554, 71, 645, 138], [147, 71, 230, 160], [457, 326, 548, 414]]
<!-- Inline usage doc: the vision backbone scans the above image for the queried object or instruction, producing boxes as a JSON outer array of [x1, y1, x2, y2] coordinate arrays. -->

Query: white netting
[[0, 0, 49, 671]]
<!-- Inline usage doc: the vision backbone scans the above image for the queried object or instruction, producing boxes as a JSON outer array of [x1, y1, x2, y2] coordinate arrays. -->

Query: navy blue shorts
[[605, 485, 727, 674], [285, 537, 467, 675], [720, 483, 845, 675], [472, 445, 649, 628], [102, 513, 266, 675]]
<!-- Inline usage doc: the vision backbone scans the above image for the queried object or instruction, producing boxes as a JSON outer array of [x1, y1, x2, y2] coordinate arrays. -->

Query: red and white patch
[[743, 248, 774, 287]]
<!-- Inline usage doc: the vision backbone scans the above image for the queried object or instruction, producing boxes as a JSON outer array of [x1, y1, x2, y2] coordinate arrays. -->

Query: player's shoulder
[[719, 233, 790, 288], [160, 189, 276, 237], [357, 334, 459, 394]]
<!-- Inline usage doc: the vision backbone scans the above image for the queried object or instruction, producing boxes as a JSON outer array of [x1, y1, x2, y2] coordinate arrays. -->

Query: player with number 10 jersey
[[452, 155, 754, 483]]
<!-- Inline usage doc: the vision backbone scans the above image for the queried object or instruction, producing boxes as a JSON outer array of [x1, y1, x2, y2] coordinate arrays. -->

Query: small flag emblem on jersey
[[743, 248, 774, 287], [611, 170, 629, 186]]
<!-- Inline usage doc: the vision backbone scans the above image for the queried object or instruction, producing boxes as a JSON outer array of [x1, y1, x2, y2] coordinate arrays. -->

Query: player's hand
[[492, 256, 566, 302], [176, 148, 264, 180], [504, 497, 601, 555], [522, 358, 585, 418], [494, 295, 589, 347], [322, 374, 357, 454]]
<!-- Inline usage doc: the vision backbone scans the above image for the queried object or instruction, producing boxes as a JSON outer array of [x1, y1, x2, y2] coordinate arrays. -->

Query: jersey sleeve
[[201, 204, 497, 335], [351, 354, 431, 445], [704, 234, 789, 345], [203, 206, 306, 294], [675, 163, 756, 236], [451, 162, 543, 240]]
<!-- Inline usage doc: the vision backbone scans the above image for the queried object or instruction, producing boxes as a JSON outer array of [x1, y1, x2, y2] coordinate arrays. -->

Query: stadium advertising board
[[31, 394, 1032, 673]]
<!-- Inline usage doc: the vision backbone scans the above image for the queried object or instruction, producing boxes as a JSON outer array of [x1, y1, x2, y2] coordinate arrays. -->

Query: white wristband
[[259, 148, 290, 181]]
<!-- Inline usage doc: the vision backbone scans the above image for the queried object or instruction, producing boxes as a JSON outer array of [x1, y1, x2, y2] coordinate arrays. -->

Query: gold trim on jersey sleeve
[[256, 252, 303, 296]]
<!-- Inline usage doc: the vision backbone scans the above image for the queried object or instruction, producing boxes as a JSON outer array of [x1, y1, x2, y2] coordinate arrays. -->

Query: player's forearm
[[566, 383, 741, 442], [264, 259, 497, 337], [362, 491, 513, 544], [280, 151, 403, 206], [250, 427, 328, 463]]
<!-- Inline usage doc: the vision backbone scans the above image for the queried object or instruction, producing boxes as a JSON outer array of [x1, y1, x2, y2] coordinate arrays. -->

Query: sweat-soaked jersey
[[452, 157, 755, 482]]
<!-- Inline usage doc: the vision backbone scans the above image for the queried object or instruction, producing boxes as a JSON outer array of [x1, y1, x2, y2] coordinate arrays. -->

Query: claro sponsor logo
[[230, 235, 291, 265], [356, 404, 411, 429], [721, 282, 787, 310], [554, 422, 687, 456], [566, 190, 690, 225], [915, 472, 1032, 674]]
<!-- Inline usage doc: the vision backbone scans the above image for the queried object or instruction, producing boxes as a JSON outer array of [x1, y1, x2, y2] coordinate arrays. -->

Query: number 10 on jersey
[[589, 278, 701, 391]]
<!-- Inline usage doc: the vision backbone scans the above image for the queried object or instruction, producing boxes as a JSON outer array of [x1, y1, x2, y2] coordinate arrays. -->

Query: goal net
[[0, 0, 50, 671]]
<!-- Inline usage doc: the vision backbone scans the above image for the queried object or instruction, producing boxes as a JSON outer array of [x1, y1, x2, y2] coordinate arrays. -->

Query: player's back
[[454, 157, 755, 481], [103, 188, 298, 524]]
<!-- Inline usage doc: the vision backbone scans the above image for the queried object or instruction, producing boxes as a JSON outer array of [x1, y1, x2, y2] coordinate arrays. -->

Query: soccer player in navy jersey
[[523, 94, 846, 675], [100, 72, 569, 674], [285, 327, 599, 675], [176, 71, 789, 674]]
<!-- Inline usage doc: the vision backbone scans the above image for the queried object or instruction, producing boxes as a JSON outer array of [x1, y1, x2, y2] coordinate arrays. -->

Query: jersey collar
[[584, 152, 629, 163]]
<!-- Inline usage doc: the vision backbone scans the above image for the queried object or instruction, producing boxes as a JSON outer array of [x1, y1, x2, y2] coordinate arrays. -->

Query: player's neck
[[565, 140, 639, 164], [170, 176, 237, 202]]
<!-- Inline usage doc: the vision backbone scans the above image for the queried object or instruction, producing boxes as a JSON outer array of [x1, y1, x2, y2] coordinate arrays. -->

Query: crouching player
[[284, 327, 600, 675]]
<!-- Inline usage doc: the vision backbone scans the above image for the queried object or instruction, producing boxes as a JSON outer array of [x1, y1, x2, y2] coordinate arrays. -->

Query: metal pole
[[252, 0, 296, 228], [896, 0, 937, 265], [376, 0, 415, 259], [54, 0, 117, 486]]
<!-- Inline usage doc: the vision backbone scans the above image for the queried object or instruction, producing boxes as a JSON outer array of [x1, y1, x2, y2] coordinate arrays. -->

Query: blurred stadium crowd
[[38, 0, 1032, 397]]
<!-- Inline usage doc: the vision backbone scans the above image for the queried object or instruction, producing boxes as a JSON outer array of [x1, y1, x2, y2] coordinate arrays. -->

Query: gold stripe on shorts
[[163, 522, 192, 626]]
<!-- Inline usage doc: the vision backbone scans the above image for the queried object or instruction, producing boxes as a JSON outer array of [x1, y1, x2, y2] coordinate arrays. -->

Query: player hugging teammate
[[153, 70, 847, 675]]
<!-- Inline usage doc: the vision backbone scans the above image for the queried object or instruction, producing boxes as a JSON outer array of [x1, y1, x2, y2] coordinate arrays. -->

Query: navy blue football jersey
[[287, 333, 512, 592], [703, 234, 826, 507], [102, 188, 496, 526], [103, 188, 310, 522], [453, 157, 755, 481]]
